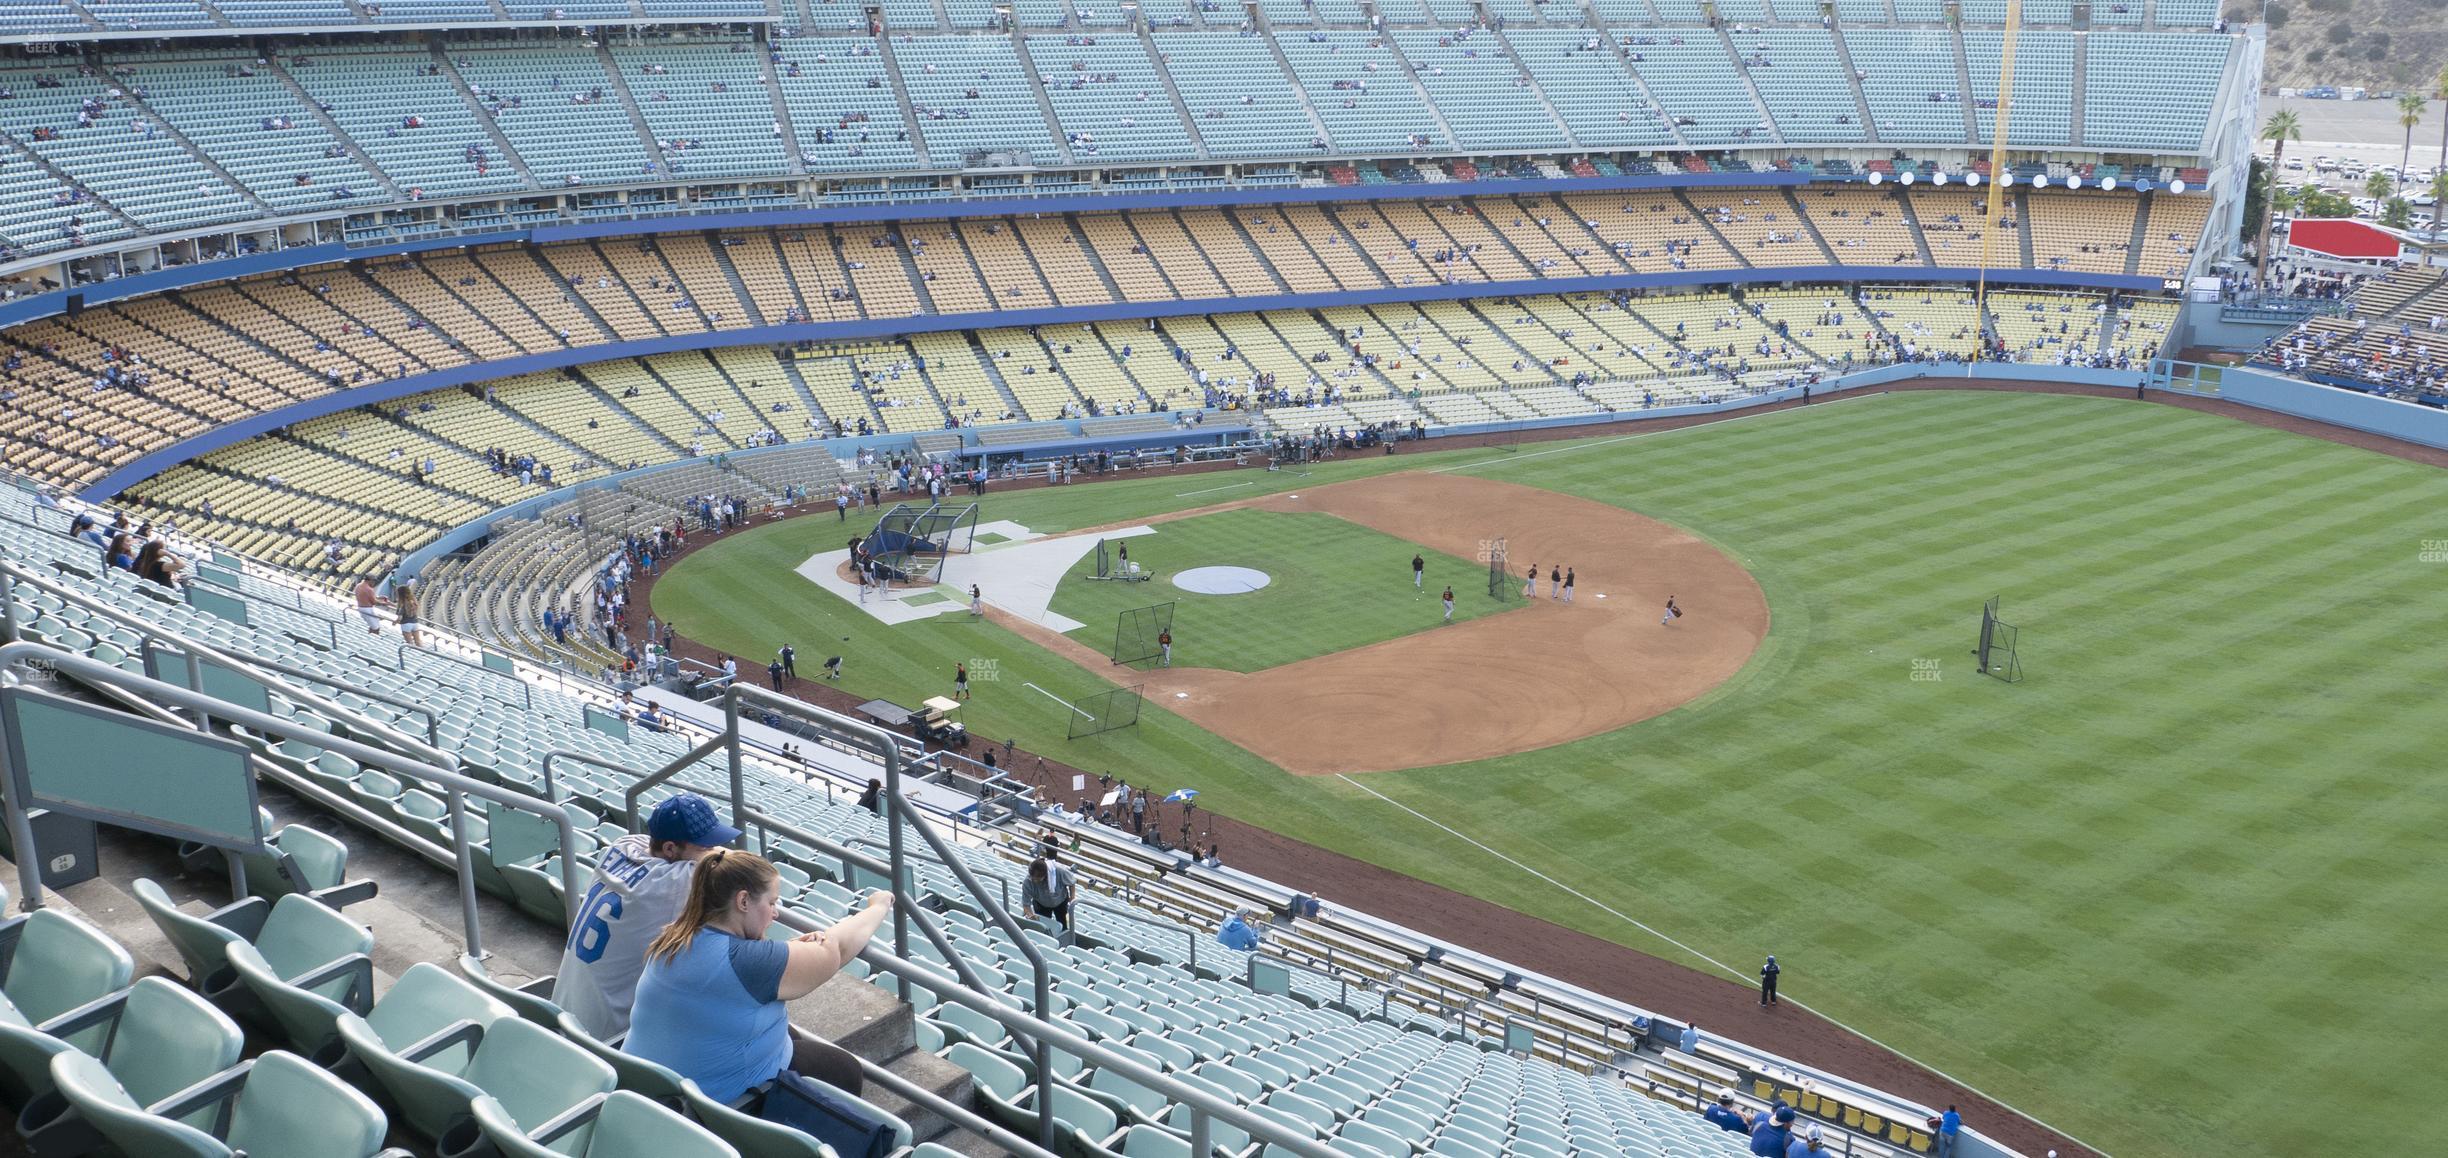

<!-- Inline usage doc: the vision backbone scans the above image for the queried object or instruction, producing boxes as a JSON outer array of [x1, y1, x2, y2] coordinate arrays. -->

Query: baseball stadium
[[0, 3, 2437, 1158]]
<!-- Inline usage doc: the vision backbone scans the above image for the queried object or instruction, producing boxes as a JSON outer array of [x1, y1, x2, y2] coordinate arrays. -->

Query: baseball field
[[651, 389, 2448, 1158]]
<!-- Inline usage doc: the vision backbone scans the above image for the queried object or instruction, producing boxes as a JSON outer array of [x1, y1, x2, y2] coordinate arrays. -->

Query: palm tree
[[2396, 94, 2426, 196], [2256, 110, 2303, 287], [2434, 68, 2447, 242]]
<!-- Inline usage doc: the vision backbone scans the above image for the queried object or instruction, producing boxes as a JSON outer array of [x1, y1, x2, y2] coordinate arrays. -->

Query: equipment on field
[[864, 501, 979, 585], [1976, 595, 2023, 683], [1067, 685, 1145, 740], [1485, 536, 1513, 601], [1085, 538, 1153, 583], [913, 695, 968, 747], [1110, 602, 1176, 667]]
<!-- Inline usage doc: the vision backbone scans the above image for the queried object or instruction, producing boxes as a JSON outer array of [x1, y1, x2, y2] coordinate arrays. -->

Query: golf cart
[[913, 695, 969, 748]]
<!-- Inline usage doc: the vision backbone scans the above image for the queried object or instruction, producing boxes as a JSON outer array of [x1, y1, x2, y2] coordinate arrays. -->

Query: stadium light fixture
[[2102, 176, 2117, 191], [2170, 179, 2188, 194], [1966, 171, 1982, 187], [1900, 170, 1916, 186], [1934, 171, 1950, 186], [1868, 171, 1884, 185]]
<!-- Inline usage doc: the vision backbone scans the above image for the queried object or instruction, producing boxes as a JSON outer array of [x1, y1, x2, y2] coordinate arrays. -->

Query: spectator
[[1216, 909, 1261, 951], [1679, 1022, 1701, 1054], [856, 777, 883, 815], [1748, 1105, 1796, 1157], [1023, 852, 1074, 931], [1705, 1092, 1752, 1133], [104, 532, 137, 572], [394, 577, 423, 647], [1787, 1125, 1830, 1157], [626, 851, 892, 1103], [351, 575, 389, 635], [132, 539, 184, 589], [1936, 1106, 1962, 1158], [556, 793, 737, 1039]]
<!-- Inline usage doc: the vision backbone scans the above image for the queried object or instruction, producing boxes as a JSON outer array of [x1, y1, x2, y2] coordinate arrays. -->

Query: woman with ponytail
[[624, 848, 894, 1103]]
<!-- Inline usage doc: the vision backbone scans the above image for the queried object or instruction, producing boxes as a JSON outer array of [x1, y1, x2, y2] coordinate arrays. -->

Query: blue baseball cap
[[647, 793, 741, 849]]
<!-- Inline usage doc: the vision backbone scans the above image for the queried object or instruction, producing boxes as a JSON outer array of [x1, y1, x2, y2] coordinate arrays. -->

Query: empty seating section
[[2026, 191, 2135, 276], [774, 37, 922, 173], [290, 48, 526, 200], [366, 0, 499, 19], [1798, 186, 1923, 266], [1843, 28, 1969, 145], [1151, 33, 1322, 158], [1499, 30, 1674, 150], [1, 61, 254, 235], [1620, 35, 1765, 148], [613, 37, 778, 179], [1962, 30, 2072, 147], [1275, 32, 1450, 154], [2157, 0, 2220, 25], [893, 36, 1063, 167], [129, 56, 375, 213], [453, 45, 652, 187], [2084, 34, 2228, 153], [1688, 193, 1829, 267], [1025, 36, 1198, 163], [1740, 31, 1864, 146], [2138, 194, 2209, 280], [1390, 30, 1569, 153]]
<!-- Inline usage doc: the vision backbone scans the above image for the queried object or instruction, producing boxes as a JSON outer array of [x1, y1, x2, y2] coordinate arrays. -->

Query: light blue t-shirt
[[624, 928, 793, 1104]]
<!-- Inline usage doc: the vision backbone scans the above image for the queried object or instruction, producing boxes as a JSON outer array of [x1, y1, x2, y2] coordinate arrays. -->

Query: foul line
[[1428, 391, 1890, 476], [1175, 479, 1258, 498], [1334, 771, 2109, 1158], [1024, 681, 1094, 721]]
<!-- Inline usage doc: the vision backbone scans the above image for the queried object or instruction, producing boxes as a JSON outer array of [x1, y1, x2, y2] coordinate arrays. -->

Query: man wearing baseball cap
[[556, 793, 741, 1039], [1748, 1104, 1797, 1157]]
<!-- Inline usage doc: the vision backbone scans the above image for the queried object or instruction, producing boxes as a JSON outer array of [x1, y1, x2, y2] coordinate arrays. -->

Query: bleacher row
[[2248, 265, 2448, 403], [95, 284, 2179, 577], [0, 25, 2237, 258], [0, 479, 1927, 1158], [1, 186, 2211, 485]]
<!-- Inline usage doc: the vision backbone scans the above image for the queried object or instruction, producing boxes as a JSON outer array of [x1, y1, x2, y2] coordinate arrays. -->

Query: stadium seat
[[455, 954, 566, 1028], [471, 1089, 738, 1158], [5, 976, 243, 1152], [50, 1048, 401, 1158], [554, 1009, 689, 1099], [675, 1077, 841, 1158], [338, 1009, 614, 1144], [0, 909, 137, 1031]]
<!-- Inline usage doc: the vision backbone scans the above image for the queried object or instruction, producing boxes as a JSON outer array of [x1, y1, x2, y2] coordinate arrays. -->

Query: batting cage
[[1111, 601, 1176, 667], [1067, 685, 1145, 739], [864, 501, 979, 584], [1484, 536, 1513, 601], [1086, 538, 1153, 583], [1976, 595, 2024, 683]]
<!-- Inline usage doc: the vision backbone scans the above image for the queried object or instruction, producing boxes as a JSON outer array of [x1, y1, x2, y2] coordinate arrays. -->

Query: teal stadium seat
[[472, 1089, 739, 1158], [50, 1048, 404, 1158], [338, 1010, 614, 1145]]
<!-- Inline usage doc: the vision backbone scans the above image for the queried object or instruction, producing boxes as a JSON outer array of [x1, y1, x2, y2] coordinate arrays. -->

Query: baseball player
[[1662, 595, 1681, 625], [1524, 562, 1539, 599], [969, 584, 984, 619], [954, 661, 971, 700], [1158, 629, 1173, 667], [1562, 568, 1575, 603], [1412, 554, 1425, 588], [1441, 586, 1455, 622], [1549, 565, 1562, 601]]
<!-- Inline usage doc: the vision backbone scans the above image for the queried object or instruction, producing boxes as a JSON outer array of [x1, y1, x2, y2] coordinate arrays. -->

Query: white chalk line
[[1024, 681, 1095, 721], [1175, 480, 1258, 498], [1428, 391, 1890, 476], [1333, 771, 2108, 1158]]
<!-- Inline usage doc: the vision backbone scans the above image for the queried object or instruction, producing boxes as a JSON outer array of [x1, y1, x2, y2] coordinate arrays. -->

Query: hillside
[[2245, 0, 2448, 92]]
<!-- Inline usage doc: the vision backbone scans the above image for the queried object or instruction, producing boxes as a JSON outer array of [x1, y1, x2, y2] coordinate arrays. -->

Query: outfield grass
[[1044, 508, 1504, 671], [655, 392, 2448, 1158]]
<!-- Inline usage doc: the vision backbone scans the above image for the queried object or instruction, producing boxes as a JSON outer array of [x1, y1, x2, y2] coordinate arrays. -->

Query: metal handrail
[[0, 560, 456, 773], [706, 682, 1061, 1151], [142, 638, 442, 748], [0, 641, 582, 956], [778, 914, 1345, 1158]]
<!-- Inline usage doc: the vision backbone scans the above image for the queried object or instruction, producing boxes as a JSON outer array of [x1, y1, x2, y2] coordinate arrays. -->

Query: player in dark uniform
[[1759, 955, 1780, 1005]]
